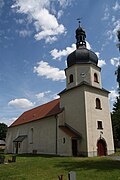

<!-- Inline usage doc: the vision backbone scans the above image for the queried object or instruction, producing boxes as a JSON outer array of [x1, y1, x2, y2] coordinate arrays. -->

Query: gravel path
[[108, 156, 120, 161]]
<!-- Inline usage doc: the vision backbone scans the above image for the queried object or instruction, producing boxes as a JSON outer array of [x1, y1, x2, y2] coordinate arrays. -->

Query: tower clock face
[[80, 72, 86, 78]]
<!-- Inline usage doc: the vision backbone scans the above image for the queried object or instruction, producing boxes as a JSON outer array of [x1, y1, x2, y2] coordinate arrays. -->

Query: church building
[[5, 23, 114, 157]]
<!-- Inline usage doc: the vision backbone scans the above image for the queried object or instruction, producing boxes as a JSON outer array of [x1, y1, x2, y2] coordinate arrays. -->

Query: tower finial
[[77, 18, 81, 27], [76, 19, 86, 49], [77, 18, 82, 27]]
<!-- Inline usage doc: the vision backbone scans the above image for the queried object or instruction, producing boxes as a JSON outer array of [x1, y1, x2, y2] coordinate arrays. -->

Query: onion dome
[[67, 21, 98, 68]]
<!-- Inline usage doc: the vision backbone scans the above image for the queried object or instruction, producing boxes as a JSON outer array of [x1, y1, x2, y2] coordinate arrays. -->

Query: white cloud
[[0, 117, 17, 126], [52, 94, 60, 99], [50, 43, 105, 68], [102, 6, 110, 21], [35, 90, 59, 104], [50, 41, 91, 60], [15, 18, 25, 24], [0, 0, 4, 8], [58, 0, 73, 8], [112, 16, 116, 22], [107, 30, 113, 40], [95, 52, 106, 67], [50, 43, 76, 60], [18, 30, 32, 37], [110, 57, 120, 66], [107, 19, 120, 41], [104, 7, 120, 41], [86, 41, 91, 50], [34, 60, 65, 81], [8, 98, 34, 108], [109, 89, 118, 102], [98, 60, 106, 67], [113, 1, 120, 11], [11, 0, 72, 43], [36, 91, 51, 99], [57, 10, 63, 19], [36, 92, 45, 99]]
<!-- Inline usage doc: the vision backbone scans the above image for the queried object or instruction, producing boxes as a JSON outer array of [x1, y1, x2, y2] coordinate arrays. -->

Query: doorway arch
[[97, 138, 107, 156]]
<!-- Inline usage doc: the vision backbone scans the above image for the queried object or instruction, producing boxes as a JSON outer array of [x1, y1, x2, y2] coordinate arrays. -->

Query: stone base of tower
[[107, 150, 115, 155]]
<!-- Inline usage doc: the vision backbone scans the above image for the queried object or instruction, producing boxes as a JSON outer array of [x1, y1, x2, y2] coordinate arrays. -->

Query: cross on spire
[[77, 18, 82, 27]]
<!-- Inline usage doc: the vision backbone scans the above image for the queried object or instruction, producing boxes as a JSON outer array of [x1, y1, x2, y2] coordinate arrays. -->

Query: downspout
[[55, 115, 58, 155]]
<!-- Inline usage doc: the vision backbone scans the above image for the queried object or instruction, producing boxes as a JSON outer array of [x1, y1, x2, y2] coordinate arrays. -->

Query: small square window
[[97, 121, 103, 129]]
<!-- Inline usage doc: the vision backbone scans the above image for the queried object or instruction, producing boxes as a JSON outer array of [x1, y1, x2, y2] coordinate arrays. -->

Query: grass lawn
[[0, 153, 120, 180]]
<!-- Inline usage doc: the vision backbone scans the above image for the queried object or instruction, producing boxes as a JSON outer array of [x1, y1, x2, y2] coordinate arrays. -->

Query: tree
[[115, 65, 120, 95], [111, 28, 120, 148], [111, 97, 120, 145], [115, 29, 120, 95], [0, 123, 8, 140], [117, 29, 120, 51]]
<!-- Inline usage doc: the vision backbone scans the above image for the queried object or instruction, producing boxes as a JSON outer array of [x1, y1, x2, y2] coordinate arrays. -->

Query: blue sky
[[0, 0, 120, 125]]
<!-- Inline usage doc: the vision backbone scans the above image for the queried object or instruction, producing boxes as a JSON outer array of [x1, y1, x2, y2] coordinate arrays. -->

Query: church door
[[97, 139, 107, 156], [14, 142, 19, 154], [72, 139, 77, 156]]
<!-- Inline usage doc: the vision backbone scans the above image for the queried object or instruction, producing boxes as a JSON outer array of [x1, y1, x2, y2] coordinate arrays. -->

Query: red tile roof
[[10, 99, 61, 127]]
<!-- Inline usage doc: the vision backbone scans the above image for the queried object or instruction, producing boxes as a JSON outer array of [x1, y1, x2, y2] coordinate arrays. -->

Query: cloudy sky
[[0, 0, 120, 125]]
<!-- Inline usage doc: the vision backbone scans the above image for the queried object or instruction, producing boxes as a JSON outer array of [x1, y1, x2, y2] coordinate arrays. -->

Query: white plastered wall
[[60, 86, 88, 155], [6, 116, 57, 155], [84, 87, 114, 156], [65, 64, 102, 90]]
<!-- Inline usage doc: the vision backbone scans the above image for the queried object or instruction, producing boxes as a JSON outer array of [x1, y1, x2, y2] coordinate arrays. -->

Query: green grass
[[0, 154, 120, 180], [114, 148, 120, 156]]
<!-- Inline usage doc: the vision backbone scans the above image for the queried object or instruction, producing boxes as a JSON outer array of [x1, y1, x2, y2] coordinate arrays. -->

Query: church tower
[[58, 22, 114, 157]]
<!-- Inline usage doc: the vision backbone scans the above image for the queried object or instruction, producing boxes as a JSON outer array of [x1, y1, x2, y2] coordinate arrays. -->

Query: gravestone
[[68, 171, 76, 180]]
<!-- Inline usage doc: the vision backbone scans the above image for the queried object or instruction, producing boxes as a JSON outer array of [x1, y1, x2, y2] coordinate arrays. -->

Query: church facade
[[5, 24, 114, 157]]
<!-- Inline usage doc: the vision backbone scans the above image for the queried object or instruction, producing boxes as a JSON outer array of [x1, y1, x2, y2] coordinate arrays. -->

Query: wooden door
[[97, 140, 106, 156], [15, 142, 18, 154], [72, 139, 77, 156]]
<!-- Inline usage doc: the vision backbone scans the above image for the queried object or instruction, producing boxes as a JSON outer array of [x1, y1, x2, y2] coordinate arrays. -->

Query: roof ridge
[[9, 98, 60, 127], [24, 98, 60, 113]]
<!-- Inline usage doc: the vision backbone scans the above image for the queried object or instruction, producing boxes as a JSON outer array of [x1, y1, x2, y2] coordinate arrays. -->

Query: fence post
[[68, 171, 76, 180]]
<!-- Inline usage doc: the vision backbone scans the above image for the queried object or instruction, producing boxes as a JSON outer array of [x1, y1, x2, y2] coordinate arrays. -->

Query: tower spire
[[76, 19, 86, 49]]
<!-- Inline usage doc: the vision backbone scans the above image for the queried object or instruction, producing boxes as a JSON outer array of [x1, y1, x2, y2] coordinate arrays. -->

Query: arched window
[[94, 73, 98, 83], [96, 98, 101, 109], [69, 74, 73, 83]]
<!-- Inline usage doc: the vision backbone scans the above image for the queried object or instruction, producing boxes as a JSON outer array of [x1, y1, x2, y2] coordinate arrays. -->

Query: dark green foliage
[[115, 29, 120, 94], [112, 29, 120, 146], [115, 66, 120, 95], [0, 123, 8, 140], [117, 29, 120, 42], [111, 97, 120, 147], [117, 29, 120, 51]]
